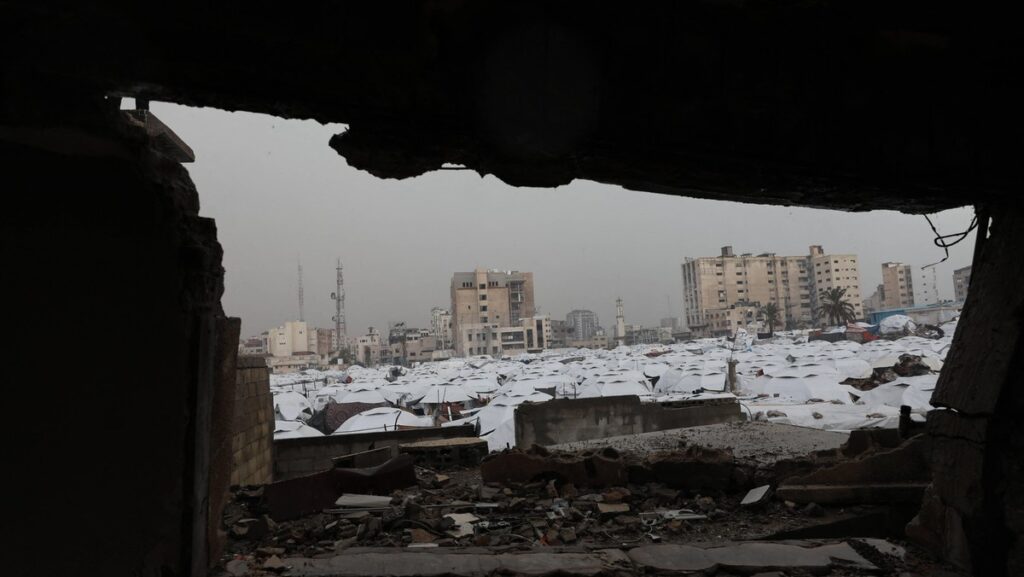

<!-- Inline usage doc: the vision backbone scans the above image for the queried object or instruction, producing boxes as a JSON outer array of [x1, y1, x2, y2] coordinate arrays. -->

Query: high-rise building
[[953, 266, 972, 302], [429, 307, 453, 351], [450, 269, 535, 357], [549, 319, 570, 349], [914, 267, 939, 306], [566, 309, 600, 340], [682, 245, 862, 336], [881, 262, 915, 309], [863, 284, 886, 316], [808, 245, 864, 321]]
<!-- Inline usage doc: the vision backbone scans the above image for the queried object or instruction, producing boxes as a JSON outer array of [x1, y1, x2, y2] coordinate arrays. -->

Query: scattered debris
[[334, 493, 394, 508], [264, 455, 416, 520], [741, 485, 772, 507], [480, 445, 627, 487]]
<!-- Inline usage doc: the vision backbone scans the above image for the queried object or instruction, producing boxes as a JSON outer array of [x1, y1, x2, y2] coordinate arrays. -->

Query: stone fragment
[[597, 502, 630, 515], [802, 502, 825, 517], [614, 515, 642, 527], [335, 493, 393, 508], [444, 513, 479, 538], [741, 485, 771, 507], [695, 496, 716, 512], [262, 555, 287, 571], [408, 528, 435, 543], [225, 559, 250, 576]]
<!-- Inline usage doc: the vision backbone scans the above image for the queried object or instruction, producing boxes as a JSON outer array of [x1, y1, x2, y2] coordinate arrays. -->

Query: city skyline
[[151, 103, 977, 337]]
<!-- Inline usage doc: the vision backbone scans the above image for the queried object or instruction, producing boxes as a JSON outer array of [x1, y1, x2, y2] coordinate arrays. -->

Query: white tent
[[273, 391, 313, 421], [332, 407, 432, 435], [274, 420, 324, 440]]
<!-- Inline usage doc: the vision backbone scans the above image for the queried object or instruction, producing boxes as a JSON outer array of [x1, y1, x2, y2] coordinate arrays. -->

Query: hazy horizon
[[151, 102, 977, 338]]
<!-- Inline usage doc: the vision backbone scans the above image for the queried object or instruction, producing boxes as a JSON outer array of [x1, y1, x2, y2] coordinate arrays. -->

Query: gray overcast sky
[[152, 102, 976, 338]]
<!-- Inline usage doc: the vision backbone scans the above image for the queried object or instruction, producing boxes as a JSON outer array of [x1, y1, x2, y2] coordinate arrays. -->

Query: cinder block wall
[[232, 356, 274, 486], [274, 425, 477, 480], [514, 396, 743, 447]]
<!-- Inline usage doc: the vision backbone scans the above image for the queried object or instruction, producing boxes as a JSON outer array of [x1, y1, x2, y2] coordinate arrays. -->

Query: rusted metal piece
[[264, 455, 416, 520]]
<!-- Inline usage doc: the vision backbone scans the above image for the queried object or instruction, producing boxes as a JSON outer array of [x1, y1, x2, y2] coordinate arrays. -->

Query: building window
[[479, 283, 486, 289], [479, 294, 487, 300], [481, 317, 488, 323], [480, 305, 488, 311]]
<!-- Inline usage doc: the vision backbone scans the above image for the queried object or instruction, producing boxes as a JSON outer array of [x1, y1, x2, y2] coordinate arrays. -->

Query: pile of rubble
[[842, 353, 936, 392], [219, 424, 962, 576]]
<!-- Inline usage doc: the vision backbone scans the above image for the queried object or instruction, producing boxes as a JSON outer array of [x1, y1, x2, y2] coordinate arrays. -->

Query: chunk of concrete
[[626, 545, 717, 572], [443, 513, 479, 538], [480, 447, 626, 487], [597, 502, 630, 515], [776, 482, 928, 505], [288, 551, 611, 576], [628, 542, 876, 574], [335, 494, 393, 508], [741, 484, 772, 507]]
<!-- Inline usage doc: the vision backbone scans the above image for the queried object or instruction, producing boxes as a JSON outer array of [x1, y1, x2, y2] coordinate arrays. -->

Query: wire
[[923, 213, 978, 268]]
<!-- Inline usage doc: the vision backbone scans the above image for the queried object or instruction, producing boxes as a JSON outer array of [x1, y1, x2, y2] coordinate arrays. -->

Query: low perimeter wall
[[274, 424, 477, 480], [514, 396, 743, 447]]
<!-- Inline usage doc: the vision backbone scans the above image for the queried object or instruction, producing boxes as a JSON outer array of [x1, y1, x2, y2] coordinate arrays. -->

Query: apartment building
[[682, 245, 863, 335], [267, 321, 312, 356], [460, 315, 550, 357], [863, 284, 886, 316], [809, 245, 864, 320], [953, 265, 972, 302], [567, 329, 609, 350], [566, 309, 601, 340], [429, 307, 453, 351], [881, 262, 915, 309], [451, 269, 535, 356]]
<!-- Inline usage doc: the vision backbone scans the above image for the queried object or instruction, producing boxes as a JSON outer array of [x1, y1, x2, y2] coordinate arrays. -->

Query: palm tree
[[818, 287, 857, 326], [759, 302, 781, 335]]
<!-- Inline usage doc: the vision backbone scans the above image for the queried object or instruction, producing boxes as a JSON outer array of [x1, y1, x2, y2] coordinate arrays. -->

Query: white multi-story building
[[459, 315, 551, 357], [913, 267, 939, 307], [430, 307, 453, 350], [267, 321, 311, 357], [566, 309, 601, 340], [682, 245, 862, 335]]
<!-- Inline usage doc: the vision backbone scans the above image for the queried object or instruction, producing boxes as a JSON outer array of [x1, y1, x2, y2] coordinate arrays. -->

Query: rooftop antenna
[[297, 258, 305, 322], [331, 259, 347, 352]]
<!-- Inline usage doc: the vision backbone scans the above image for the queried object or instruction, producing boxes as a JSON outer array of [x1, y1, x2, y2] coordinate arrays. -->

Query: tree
[[818, 287, 857, 326], [759, 302, 781, 335]]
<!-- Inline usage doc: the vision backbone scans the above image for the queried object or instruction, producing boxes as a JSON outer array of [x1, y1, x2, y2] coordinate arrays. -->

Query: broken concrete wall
[[275, 425, 477, 480], [208, 317, 242, 569], [910, 207, 1024, 577], [231, 356, 274, 486], [514, 396, 742, 447], [3, 96, 228, 577]]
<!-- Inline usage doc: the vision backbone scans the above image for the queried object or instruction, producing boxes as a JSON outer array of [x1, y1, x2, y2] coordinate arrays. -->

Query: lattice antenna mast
[[297, 259, 305, 322], [331, 259, 347, 352]]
